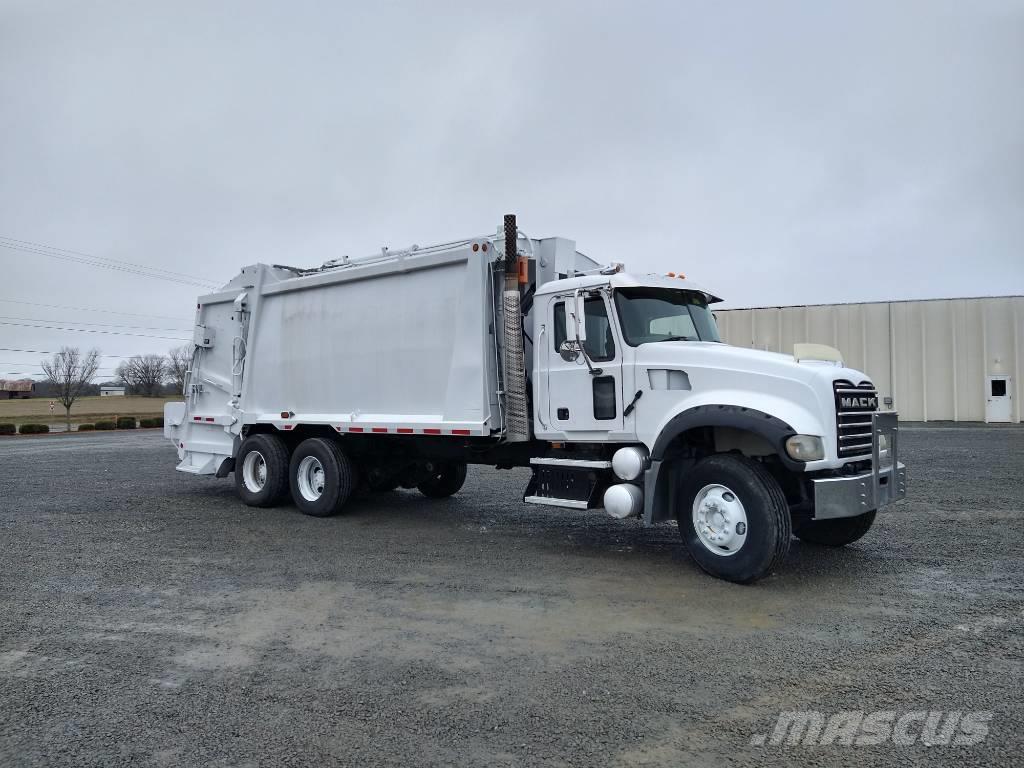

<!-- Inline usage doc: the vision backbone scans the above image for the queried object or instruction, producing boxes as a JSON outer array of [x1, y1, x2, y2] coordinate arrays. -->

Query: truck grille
[[834, 380, 879, 459]]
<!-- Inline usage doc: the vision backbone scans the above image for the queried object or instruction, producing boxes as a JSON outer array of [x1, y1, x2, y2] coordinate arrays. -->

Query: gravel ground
[[0, 427, 1021, 767]]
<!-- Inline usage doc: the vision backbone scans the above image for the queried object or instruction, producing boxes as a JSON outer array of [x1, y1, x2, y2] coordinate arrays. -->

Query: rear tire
[[365, 469, 400, 493], [794, 510, 876, 546], [676, 454, 791, 584], [234, 433, 290, 508], [367, 478, 399, 492], [417, 462, 467, 498], [289, 438, 356, 517]]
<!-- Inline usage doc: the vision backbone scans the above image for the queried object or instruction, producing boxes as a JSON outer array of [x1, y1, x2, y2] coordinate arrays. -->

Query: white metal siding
[[718, 296, 1023, 423]]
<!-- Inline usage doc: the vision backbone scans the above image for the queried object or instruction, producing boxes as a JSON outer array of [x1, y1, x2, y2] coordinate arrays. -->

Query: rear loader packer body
[[165, 216, 906, 583]]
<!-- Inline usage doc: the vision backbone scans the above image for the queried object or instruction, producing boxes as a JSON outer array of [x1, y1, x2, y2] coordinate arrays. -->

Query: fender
[[650, 404, 801, 470], [642, 405, 800, 526]]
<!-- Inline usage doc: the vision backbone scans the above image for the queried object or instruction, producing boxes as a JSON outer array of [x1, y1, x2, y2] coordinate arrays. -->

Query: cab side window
[[552, 296, 615, 362], [583, 297, 615, 362], [553, 301, 567, 350]]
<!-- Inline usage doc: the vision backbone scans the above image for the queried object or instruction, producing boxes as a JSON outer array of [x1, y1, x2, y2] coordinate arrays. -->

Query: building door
[[985, 376, 1012, 423]]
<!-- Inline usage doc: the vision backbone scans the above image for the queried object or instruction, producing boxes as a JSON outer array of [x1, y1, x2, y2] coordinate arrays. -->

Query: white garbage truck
[[165, 215, 906, 583]]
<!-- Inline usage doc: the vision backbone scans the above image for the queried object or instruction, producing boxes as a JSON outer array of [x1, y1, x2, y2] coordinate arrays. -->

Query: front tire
[[289, 438, 356, 517], [417, 462, 467, 498], [676, 454, 791, 584], [794, 510, 876, 546], [235, 433, 290, 508]]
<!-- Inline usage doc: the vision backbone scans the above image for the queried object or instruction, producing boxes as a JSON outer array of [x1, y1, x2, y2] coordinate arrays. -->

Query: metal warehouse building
[[716, 295, 1023, 423]]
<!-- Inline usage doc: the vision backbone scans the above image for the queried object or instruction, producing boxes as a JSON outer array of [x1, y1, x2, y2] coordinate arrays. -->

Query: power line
[[0, 315, 191, 332], [1, 360, 122, 371], [0, 236, 221, 289], [3, 370, 119, 374], [2, 362, 122, 370], [0, 320, 190, 341], [0, 347, 138, 358], [0, 234, 220, 285], [0, 241, 219, 289], [5, 370, 124, 377], [0, 297, 192, 322]]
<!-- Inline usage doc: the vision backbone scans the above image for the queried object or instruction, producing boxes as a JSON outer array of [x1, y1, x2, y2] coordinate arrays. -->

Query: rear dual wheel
[[235, 433, 290, 507], [417, 462, 467, 498], [289, 438, 356, 517], [235, 434, 356, 517]]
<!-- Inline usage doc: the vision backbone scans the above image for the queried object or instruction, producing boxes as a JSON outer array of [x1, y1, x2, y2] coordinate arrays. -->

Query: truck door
[[546, 291, 624, 435]]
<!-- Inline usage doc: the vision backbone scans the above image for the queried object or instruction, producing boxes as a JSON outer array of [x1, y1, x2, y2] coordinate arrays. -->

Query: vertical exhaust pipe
[[501, 214, 529, 441]]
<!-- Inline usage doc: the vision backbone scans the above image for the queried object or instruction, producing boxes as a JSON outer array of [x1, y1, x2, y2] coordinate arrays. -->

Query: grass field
[[0, 396, 182, 426]]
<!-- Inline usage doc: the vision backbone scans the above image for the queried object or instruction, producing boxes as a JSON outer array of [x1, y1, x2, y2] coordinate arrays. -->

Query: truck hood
[[635, 341, 872, 389], [631, 341, 876, 465]]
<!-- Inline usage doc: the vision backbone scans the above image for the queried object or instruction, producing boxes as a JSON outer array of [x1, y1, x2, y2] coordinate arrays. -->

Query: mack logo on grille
[[840, 395, 878, 410]]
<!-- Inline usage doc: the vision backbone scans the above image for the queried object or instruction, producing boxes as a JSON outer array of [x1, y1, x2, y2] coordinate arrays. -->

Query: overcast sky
[[2, 0, 1022, 379]]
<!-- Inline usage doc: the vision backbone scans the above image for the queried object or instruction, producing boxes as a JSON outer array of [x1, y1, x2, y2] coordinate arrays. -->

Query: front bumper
[[811, 412, 907, 520]]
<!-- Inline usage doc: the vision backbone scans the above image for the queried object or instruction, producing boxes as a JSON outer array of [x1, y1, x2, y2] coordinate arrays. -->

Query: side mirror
[[563, 308, 574, 344], [572, 292, 587, 342], [558, 340, 580, 362]]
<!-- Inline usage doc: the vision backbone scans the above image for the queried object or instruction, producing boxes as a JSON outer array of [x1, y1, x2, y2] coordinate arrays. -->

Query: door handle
[[623, 390, 643, 417]]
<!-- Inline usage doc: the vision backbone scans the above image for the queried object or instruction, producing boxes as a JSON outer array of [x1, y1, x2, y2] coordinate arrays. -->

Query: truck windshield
[[614, 288, 720, 345]]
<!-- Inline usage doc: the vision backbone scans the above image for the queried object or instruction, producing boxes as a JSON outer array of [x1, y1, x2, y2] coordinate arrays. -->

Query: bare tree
[[40, 347, 101, 431], [116, 354, 167, 397], [166, 344, 191, 393]]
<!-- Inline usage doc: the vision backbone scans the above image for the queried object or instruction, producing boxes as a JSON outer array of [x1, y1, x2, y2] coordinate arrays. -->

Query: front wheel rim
[[691, 483, 748, 557], [242, 450, 267, 493], [296, 455, 326, 502]]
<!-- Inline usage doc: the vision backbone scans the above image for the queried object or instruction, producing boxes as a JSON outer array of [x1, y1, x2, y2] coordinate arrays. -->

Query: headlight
[[785, 434, 824, 461]]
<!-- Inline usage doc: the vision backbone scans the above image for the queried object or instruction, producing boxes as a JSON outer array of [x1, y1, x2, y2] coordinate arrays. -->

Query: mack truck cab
[[165, 216, 906, 584], [523, 268, 906, 582]]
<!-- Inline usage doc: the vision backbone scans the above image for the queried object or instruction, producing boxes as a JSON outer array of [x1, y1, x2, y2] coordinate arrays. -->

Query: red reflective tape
[[452, 429, 471, 435], [193, 416, 201, 421], [423, 428, 441, 434], [349, 427, 364, 433], [205, 417, 215, 422], [396, 428, 413, 434], [371, 427, 388, 433]]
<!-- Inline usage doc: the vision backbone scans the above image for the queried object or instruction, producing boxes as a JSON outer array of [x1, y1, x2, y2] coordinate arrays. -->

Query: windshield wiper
[[660, 335, 697, 342]]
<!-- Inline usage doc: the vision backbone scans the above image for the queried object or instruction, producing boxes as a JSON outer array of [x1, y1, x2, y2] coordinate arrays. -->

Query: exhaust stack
[[501, 214, 529, 442]]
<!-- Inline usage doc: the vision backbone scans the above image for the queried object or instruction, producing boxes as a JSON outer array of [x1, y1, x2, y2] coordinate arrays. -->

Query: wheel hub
[[297, 456, 326, 502], [692, 484, 748, 557], [242, 450, 267, 493]]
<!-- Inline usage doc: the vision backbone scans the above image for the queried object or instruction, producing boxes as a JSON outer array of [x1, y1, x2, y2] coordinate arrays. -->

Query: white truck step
[[523, 496, 590, 509], [530, 457, 612, 469], [176, 453, 221, 475]]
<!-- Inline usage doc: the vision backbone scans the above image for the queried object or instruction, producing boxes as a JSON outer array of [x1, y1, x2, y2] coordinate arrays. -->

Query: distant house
[[0, 379, 34, 400], [100, 386, 126, 397]]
